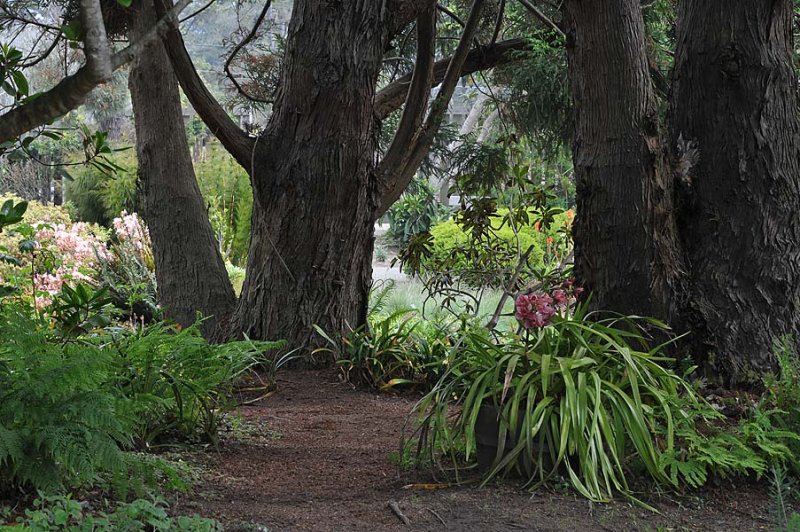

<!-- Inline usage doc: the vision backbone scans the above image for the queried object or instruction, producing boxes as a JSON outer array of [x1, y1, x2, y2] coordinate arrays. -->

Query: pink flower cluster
[[29, 222, 109, 309], [113, 211, 149, 251], [515, 280, 584, 329]]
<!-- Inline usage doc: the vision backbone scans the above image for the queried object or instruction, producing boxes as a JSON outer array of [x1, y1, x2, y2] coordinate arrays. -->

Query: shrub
[[64, 149, 138, 226], [414, 302, 704, 504], [94, 211, 158, 321], [386, 180, 449, 246], [0, 196, 109, 309], [315, 310, 452, 391], [105, 322, 284, 448], [3, 494, 222, 531], [0, 306, 128, 491], [419, 208, 571, 289]]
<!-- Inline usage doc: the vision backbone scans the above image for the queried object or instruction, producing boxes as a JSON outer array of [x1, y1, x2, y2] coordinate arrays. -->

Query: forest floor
[[174, 370, 785, 532]]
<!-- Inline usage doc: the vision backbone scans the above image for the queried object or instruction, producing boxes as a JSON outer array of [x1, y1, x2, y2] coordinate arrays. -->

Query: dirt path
[[176, 370, 781, 531]]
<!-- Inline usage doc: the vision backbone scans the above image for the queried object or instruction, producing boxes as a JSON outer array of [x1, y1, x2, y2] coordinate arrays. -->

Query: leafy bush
[[104, 322, 285, 448], [315, 310, 451, 391], [313, 282, 454, 391], [0, 196, 108, 308], [94, 211, 158, 321], [419, 207, 572, 289], [3, 494, 221, 531], [194, 144, 253, 266], [386, 180, 449, 246], [64, 149, 138, 227], [414, 302, 708, 503], [0, 306, 128, 491]]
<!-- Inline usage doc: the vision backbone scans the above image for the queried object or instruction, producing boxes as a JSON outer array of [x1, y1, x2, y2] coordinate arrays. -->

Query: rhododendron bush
[[0, 197, 156, 313]]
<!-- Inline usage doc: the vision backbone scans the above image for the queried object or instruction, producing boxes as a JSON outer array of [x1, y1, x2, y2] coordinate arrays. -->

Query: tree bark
[[563, 0, 683, 321], [669, 0, 800, 383], [227, 0, 389, 348], [129, 0, 235, 336]]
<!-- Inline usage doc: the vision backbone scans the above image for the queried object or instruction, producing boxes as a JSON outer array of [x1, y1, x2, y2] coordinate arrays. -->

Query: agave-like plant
[[413, 302, 702, 503]]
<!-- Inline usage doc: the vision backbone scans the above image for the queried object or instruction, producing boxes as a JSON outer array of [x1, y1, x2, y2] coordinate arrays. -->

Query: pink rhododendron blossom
[[113, 212, 149, 250], [515, 293, 557, 329], [551, 289, 567, 305]]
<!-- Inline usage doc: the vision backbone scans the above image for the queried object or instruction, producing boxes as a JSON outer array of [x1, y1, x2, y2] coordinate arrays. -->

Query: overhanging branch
[[374, 37, 530, 120], [376, 0, 487, 217], [224, 0, 273, 105], [0, 0, 194, 143], [156, 0, 254, 170]]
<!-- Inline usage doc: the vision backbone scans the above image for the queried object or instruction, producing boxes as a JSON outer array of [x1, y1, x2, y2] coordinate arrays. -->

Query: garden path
[[177, 370, 778, 531]]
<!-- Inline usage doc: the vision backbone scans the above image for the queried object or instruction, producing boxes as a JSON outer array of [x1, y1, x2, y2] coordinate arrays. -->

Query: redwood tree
[[155, 0, 533, 348], [129, 0, 235, 335], [669, 0, 800, 382], [562, 0, 683, 321]]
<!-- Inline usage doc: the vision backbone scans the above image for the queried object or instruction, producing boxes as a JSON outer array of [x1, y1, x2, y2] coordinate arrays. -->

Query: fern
[[0, 306, 128, 491], [368, 279, 396, 318]]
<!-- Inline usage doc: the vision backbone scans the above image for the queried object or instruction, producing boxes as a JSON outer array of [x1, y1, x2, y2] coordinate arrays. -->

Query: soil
[[174, 370, 789, 531]]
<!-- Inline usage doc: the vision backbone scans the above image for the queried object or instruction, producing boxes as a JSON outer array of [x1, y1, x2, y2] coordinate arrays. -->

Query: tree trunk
[[563, 0, 683, 320], [228, 0, 388, 350], [129, 1, 235, 336], [669, 0, 800, 383]]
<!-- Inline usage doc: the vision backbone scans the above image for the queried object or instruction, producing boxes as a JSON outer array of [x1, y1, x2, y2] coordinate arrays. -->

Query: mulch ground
[[173, 370, 791, 531]]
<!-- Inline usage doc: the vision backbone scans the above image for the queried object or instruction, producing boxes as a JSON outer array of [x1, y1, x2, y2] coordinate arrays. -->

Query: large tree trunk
[[129, 1, 235, 336], [669, 0, 800, 383], [228, 0, 388, 349], [563, 0, 683, 320]]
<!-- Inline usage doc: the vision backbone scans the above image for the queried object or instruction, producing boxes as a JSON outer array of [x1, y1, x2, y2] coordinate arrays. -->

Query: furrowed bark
[[563, 0, 683, 321], [129, 0, 235, 337], [669, 0, 800, 383]]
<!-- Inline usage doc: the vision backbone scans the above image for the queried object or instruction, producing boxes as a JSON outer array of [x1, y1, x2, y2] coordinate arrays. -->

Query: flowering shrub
[[0, 197, 109, 308], [30, 221, 109, 308], [95, 211, 158, 320]]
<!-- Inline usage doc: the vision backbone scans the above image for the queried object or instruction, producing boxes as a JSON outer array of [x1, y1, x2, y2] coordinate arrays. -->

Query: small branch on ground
[[388, 500, 411, 526]]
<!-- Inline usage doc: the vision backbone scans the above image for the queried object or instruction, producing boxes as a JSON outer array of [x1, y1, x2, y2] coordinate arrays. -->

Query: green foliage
[[770, 466, 800, 532], [105, 322, 285, 448], [314, 310, 452, 392], [50, 284, 115, 337], [64, 150, 137, 227], [417, 207, 571, 289], [494, 34, 571, 154], [0, 306, 128, 491], [414, 305, 701, 504], [194, 144, 253, 266], [314, 282, 454, 391], [0, 198, 27, 230], [3, 494, 222, 531], [386, 179, 449, 246], [93, 216, 158, 322]]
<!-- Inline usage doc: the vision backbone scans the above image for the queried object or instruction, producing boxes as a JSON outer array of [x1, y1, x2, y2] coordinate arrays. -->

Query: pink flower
[[516, 293, 557, 329], [552, 289, 567, 305]]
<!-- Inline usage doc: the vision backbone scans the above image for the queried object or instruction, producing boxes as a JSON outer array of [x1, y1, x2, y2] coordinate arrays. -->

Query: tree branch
[[0, 0, 195, 144], [155, 0, 254, 170], [374, 37, 529, 121], [112, 0, 194, 69], [516, 0, 564, 37], [0, 0, 113, 143], [376, 4, 437, 194], [80, 0, 113, 79], [224, 0, 272, 104], [375, 0, 486, 217]]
